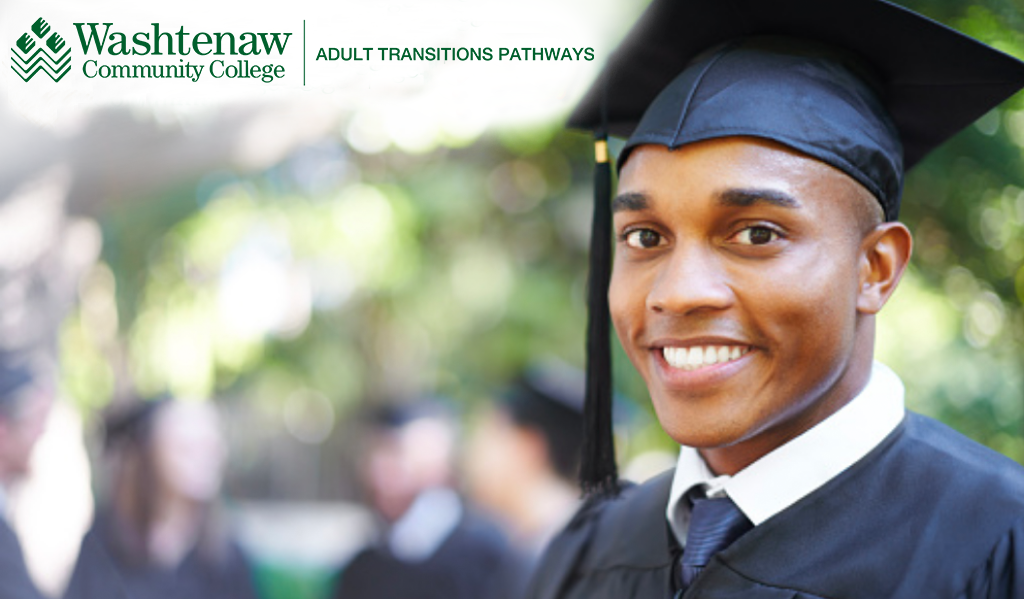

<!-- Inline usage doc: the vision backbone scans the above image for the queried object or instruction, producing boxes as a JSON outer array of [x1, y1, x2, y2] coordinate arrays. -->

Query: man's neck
[[701, 354, 874, 476], [507, 473, 578, 542]]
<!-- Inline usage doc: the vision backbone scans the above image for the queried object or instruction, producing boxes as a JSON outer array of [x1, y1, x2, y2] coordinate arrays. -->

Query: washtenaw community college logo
[[11, 18, 71, 82]]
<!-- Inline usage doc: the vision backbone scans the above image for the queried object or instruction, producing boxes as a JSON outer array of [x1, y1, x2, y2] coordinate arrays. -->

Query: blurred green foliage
[[60, 0, 1024, 483]]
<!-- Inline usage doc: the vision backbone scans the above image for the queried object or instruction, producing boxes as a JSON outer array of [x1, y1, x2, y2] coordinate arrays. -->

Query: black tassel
[[579, 131, 619, 498]]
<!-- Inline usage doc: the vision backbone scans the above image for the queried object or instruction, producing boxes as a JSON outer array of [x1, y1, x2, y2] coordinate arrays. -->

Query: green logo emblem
[[11, 18, 71, 82]]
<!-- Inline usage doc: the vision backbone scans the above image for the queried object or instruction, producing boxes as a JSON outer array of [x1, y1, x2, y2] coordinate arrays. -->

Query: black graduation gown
[[527, 412, 1024, 599], [63, 515, 260, 599], [334, 511, 513, 599], [0, 518, 44, 599]]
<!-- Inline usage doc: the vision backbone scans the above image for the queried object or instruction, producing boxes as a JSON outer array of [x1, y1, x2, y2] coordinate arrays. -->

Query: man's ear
[[857, 222, 912, 314]]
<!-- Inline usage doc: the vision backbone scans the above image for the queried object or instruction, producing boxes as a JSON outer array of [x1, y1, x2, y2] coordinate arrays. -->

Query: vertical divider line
[[303, 19, 306, 86]]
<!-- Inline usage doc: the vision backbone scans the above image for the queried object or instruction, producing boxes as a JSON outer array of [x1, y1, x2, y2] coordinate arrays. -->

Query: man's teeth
[[663, 345, 749, 370]]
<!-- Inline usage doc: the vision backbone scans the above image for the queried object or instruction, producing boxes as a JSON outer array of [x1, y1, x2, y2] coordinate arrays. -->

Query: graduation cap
[[365, 398, 454, 430], [0, 361, 34, 411], [571, 0, 1024, 496], [502, 361, 586, 482], [102, 395, 169, 449]]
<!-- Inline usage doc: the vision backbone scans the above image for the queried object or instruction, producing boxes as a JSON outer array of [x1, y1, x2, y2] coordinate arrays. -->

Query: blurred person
[[0, 358, 54, 599], [63, 397, 260, 599], [333, 401, 512, 599], [465, 362, 584, 599], [11, 385, 94, 597]]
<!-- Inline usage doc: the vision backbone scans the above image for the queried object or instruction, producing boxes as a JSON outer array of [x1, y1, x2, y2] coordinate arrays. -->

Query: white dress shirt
[[388, 487, 463, 562], [666, 361, 906, 545]]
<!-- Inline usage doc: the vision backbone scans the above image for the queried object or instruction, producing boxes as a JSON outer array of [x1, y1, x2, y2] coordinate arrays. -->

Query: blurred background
[[0, 0, 1023, 597]]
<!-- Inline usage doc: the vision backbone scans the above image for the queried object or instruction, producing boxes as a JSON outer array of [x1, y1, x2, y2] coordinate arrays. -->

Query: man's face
[[610, 137, 880, 474], [364, 418, 454, 522]]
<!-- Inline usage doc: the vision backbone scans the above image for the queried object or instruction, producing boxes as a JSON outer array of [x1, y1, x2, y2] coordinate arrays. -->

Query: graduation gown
[[63, 514, 260, 599], [527, 412, 1024, 599], [334, 511, 513, 599], [0, 519, 44, 599]]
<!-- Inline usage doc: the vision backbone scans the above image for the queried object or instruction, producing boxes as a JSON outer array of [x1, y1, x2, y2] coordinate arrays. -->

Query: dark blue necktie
[[677, 495, 753, 592]]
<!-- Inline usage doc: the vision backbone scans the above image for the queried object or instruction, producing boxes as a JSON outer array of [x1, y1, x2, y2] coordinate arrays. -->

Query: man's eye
[[734, 226, 779, 245], [624, 229, 663, 249]]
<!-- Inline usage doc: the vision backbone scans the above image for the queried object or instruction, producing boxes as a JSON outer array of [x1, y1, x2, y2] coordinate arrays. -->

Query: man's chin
[[657, 417, 748, 451]]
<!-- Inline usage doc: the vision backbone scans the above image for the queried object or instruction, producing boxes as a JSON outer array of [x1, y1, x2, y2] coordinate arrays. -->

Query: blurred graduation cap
[[502, 361, 587, 482], [0, 361, 34, 413], [102, 395, 170, 449], [572, 0, 1024, 496], [364, 397, 456, 431]]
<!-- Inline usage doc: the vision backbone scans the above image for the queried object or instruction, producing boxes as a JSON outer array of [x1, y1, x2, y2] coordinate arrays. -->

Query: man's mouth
[[662, 345, 751, 371]]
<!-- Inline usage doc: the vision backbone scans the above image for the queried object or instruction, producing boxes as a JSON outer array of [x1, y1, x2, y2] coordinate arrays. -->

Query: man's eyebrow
[[611, 192, 649, 213], [718, 188, 801, 209]]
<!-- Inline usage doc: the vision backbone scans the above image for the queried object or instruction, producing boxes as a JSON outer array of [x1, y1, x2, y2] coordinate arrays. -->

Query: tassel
[[579, 131, 619, 498]]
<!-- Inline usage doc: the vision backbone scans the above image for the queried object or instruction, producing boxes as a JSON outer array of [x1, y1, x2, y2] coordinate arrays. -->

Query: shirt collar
[[667, 361, 905, 541], [388, 487, 463, 562]]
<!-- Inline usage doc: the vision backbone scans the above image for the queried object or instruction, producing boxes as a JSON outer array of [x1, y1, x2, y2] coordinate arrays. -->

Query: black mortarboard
[[365, 398, 454, 431], [503, 361, 586, 482], [571, 0, 1024, 496], [103, 395, 169, 449]]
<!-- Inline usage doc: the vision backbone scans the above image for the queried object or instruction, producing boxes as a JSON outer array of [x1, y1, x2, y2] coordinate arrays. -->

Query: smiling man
[[525, 1, 1024, 598], [610, 137, 904, 479]]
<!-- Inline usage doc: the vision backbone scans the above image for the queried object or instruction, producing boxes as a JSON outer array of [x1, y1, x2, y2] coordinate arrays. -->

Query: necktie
[[677, 495, 753, 592]]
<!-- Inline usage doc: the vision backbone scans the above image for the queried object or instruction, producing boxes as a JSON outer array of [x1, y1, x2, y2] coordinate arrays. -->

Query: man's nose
[[646, 245, 734, 315]]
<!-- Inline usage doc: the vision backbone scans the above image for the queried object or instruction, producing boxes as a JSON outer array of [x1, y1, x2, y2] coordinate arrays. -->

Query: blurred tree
[[877, 0, 1024, 461]]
